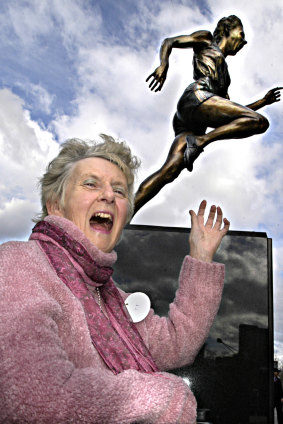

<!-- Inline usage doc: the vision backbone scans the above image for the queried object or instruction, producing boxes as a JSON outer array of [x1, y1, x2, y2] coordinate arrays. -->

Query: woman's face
[[48, 157, 129, 253]]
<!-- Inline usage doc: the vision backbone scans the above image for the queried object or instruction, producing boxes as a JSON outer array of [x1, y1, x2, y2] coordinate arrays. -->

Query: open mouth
[[89, 212, 113, 233]]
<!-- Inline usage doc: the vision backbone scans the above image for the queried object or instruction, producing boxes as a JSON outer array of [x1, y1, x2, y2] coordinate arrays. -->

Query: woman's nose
[[99, 184, 115, 203]]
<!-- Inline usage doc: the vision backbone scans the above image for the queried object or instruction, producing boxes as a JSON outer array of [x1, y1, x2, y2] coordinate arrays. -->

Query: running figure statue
[[134, 15, 282, 215]]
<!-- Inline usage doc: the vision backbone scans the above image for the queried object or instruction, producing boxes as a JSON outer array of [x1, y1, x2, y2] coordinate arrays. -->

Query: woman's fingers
[[197, 199, 207, 218], [221, 217, 230, 234], [205, 204, 216, 227], [213, 206, 223, 230], [191, 200, 230, 233]]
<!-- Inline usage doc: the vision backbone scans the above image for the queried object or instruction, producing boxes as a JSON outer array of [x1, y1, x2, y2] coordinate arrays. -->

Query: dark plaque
[[114, 225, 273, 424]]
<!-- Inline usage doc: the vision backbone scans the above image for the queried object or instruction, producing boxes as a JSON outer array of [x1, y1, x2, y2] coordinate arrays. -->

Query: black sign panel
[[114, 225, 273, 424]]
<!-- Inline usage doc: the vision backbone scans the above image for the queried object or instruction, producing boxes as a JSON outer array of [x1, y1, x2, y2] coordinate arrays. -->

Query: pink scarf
[[30, 216, 158, 375]]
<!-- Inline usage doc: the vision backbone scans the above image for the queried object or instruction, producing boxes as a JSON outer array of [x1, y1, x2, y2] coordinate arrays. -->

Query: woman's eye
[[114, 188, 126, 197], [84, 181, 97, 188]]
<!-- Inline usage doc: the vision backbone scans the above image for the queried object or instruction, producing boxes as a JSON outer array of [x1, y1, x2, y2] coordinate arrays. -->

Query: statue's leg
[[193, 96, 269, 148], [134, 133, 190, 215]]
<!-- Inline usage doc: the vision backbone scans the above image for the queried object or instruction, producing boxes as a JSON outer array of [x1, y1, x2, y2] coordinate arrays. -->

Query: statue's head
[[213, 15, 243, 43], [213, 15, 247, 55]]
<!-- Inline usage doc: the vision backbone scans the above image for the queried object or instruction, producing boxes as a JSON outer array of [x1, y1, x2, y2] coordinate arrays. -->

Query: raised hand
[[189, 200, 230, 262], [146, 64, 168, 92], [264, 87, 283, 105]]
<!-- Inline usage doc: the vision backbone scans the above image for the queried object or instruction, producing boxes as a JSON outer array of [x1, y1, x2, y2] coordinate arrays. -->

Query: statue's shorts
[[173, 81, 215, 136]]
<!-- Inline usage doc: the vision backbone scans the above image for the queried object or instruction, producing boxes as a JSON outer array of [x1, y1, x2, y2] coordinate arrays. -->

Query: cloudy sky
[[0, 0, 282, 359]]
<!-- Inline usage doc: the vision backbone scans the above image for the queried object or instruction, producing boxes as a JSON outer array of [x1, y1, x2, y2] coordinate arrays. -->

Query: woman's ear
[[46, 199, 64, 217]]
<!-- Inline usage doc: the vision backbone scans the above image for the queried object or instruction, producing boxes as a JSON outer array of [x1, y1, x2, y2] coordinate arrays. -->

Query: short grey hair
[[34, 134, 140, 223]]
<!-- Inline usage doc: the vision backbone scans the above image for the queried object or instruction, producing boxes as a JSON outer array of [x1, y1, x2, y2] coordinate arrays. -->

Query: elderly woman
[[0, 134, 229, 423]]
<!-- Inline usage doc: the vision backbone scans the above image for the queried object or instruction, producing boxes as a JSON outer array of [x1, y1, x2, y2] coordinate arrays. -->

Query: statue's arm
[[146, 30, 213, 92], [246, 87, 282, 111]]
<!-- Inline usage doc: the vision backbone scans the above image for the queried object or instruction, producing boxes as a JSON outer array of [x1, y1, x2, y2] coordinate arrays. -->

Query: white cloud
[[0, 88, 59, 242], [5, 0, 103, 50], [25, 83, 55, 114], [0, 198, 37, 241], [6, 1, 53, 45]]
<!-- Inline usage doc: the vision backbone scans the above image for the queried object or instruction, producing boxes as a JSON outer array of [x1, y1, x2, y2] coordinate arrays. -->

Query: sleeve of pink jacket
[[135, 255, 225, 370], [0, 243, 224, 424]]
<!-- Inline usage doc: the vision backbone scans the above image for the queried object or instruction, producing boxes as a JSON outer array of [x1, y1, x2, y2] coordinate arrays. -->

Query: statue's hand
[[264, 87, 283, 105], [146, 65, 168, 92], [189, 200, 230, 263]]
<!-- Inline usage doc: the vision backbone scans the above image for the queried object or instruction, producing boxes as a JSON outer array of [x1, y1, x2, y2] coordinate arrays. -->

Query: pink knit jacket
[[0, 217, 224, 423]]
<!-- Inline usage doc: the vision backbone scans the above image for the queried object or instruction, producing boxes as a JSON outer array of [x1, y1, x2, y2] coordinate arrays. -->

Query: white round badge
[[124, 292, 151, 323]]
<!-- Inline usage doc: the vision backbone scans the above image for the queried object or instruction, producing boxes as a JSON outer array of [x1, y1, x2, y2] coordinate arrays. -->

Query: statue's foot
[[184, 135, 204, 172]]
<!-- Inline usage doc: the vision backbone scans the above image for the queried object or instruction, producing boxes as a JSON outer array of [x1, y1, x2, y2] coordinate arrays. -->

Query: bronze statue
[[134, 15, 282, 215]]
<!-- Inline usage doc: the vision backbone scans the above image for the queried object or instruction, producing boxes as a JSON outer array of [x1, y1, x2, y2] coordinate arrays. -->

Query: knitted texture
[[0, 216, 225, 423], [31, 219, 158, 374]]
